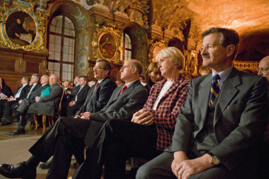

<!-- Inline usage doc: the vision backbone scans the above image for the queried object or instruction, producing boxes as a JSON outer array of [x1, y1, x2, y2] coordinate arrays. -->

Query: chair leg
[[33, 114, 38, 130], [42, 115, 47, 133], [48, 116, 54, 127]]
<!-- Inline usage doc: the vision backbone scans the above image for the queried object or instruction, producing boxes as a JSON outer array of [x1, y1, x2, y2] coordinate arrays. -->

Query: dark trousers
[[0, 100, 15, 118], [29, 117, 91, 179], [14, 99, 36, 128], [73, 119, 161, 179], [66, 103, 83, 117]]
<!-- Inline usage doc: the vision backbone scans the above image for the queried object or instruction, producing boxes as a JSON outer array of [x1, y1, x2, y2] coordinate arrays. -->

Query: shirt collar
[[212, 66, 233, 89]]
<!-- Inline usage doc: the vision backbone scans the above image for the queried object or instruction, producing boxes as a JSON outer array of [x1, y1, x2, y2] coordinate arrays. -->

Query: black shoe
[[0, 119, 11, 126], [3, 116, 19, 123], [9, 128, 25, 135], [39, 161, 51, 169], [0, 162, 36, 179]]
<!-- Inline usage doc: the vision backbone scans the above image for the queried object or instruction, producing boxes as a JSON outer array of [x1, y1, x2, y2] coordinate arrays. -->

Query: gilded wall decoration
[[91, 25, 121, 63], [0, 0, 46, 51], [148, 40, 167, 63]]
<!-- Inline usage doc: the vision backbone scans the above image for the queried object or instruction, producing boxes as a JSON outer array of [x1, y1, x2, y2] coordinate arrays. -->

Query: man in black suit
[[0, 59, 148, 179], [1, 74, 41, 126], [66, 76, 90, 117], [0, 76, 30, 123], [136, 27, 269, 179], [61, 76, 80, 117], [39, 59, 117, 169], [4, 74, 50, 135]]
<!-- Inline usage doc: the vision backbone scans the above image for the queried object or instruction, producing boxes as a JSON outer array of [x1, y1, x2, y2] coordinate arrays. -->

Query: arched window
[[47, 15, 75, 81], [120, 32, 132, 61]]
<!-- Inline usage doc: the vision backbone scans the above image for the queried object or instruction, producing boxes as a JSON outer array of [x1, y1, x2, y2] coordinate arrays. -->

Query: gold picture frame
[[91, 25, 121, 63], [0, 0, 46, 51]]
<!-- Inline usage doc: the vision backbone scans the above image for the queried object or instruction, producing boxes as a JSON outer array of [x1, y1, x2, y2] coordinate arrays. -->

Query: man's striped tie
[[210, 74, 220, 105]]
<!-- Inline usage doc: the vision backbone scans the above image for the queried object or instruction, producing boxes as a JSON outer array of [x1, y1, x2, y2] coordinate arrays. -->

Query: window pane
[[55, 36, 62, 45], [55, 52, 61, 61], [56, 27, 62, 34], [50, 25, 56, 32], [49, 51, 55, 59], [63, 54, 68, 62], [49, 43, 55, 52], [55, 44, 61, 53]]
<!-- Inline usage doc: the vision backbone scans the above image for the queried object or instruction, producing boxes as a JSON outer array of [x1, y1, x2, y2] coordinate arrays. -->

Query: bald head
[[258, 56, 269, 81], [49, 74, 58, 85]]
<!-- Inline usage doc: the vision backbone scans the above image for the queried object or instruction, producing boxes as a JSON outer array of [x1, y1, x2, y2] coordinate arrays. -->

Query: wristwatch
[[208, 152, 220, 165]]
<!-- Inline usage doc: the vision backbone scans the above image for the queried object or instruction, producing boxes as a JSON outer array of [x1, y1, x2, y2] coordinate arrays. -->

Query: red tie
[[119, 85, 127, 95], [93, 82, 99, 92], [0, 86, 2, 93]]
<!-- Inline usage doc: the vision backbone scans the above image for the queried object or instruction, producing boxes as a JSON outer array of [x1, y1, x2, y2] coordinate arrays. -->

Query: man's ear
[[226, 44, 236, 58], [132, 66, 137, 74]]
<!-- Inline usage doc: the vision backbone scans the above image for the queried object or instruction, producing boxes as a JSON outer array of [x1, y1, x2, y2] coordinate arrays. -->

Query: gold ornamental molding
[[0, 0, 46, 52], [148, 39, 167, 63], [90, 25, 121, 64], [233, 60, 259, 73]]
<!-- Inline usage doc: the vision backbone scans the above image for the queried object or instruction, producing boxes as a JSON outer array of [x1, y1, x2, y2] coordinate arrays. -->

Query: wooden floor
[[0, 121, 132, 179], [0, 122, 83, 179]]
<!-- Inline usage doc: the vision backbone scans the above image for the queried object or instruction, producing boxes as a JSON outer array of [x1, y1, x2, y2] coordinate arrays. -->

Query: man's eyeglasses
[[200, 44, 220, 52], [256, 67, 269, 73], [93, 66, 105, 70]]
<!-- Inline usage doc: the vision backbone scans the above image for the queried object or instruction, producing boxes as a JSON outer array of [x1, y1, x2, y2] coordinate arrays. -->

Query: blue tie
[[210, 74, 220, 105]]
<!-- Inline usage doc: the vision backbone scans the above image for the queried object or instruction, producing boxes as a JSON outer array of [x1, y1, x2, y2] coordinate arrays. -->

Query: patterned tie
[[119, 85, 127, 95], [210, 74, 220, 105]]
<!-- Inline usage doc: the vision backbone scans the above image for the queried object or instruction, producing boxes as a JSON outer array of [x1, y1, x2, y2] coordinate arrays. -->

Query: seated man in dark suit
[[1, 74, 41, 125], [4, 75, 49, 135], [61, 76, 80, 117], [0, 59, 148, 179], [27, 74, 62, 122], [0, 76, 30, 122], [136, 27, 269, 179], [66, 76, 90, 117], [39, 59, 117, 169]]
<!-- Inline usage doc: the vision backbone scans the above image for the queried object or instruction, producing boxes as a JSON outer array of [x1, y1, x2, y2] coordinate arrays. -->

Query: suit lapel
[[109, 80, 140, 103], [198, 75, 211, 128], [214, 69, 241, 125]]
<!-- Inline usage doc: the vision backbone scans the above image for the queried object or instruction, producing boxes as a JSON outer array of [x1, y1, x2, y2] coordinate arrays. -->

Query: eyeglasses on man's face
[[199, 44, 221, 52], [257, 67, 269, 73]]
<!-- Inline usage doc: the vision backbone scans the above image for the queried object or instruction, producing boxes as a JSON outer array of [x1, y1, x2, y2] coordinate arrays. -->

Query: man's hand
[[35, 96, 40, 103], [80, 112, 91, 120], [173, 153, 213, 179], [18, 99, 22, 104], [131, 109, 154, 125], [8, 96, 15, 101], [171, 151, 189, 177], [69, 101, 75, 106], [1, 95, 7, 100], [74, 115, 80, 119]]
